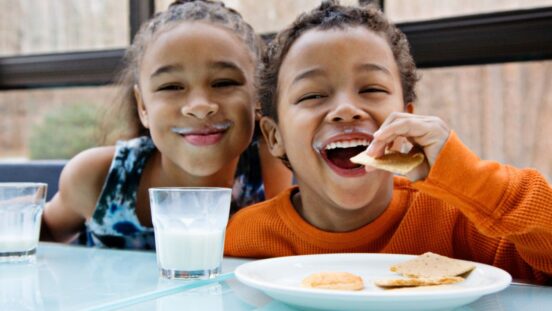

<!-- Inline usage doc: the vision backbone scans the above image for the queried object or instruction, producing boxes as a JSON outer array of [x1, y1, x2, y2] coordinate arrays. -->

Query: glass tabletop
[[2, 243, 550, 310], [118, 278, 552, 311], [0, 243, 247, 311]]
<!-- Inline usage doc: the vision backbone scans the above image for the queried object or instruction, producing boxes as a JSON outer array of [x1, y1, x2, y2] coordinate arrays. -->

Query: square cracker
[[374, 276, 464, 288], [390, 252, 476, 278], [386, 284, 461, 291], [350, 151, 424, 175]]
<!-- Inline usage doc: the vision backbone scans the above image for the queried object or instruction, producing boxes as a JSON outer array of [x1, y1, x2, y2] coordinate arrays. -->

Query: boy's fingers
[[374, 111, 411, 135], [374, 116, 444, 148], [372, 120, 429, 152], [368, 114, 450, 168], [365, 139, 387, 157]]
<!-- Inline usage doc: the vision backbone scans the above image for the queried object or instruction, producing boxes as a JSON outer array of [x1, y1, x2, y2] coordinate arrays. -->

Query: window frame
[[0, 1, 551, 90]]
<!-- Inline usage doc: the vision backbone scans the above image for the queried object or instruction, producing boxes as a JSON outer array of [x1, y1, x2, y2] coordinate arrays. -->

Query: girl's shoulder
[[63, 145, 117, 189], [57, 145, 116, 218]]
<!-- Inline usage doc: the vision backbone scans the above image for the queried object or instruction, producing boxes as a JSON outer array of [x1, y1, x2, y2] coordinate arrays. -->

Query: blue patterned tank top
[[85, 136, 264, 249]]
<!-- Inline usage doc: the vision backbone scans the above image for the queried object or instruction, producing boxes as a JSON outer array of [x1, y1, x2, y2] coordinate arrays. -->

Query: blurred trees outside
[[28, 104, 101, 159]]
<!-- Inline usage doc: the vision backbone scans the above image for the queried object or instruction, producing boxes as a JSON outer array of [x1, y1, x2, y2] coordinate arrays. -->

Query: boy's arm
[[413, 132, 552, 277], [41, 146, 114, 242]]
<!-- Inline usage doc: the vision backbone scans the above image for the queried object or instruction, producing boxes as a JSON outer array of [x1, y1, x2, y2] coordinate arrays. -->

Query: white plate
[[234, 253, 511, 311]]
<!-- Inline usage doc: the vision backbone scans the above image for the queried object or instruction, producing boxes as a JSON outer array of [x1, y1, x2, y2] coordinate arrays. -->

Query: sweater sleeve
[[413, 131, 552, 279]]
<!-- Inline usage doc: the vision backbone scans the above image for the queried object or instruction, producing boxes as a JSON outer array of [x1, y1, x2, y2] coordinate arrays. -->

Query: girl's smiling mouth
[[315, 133, 373, 177], [171, 121, 232, 146]]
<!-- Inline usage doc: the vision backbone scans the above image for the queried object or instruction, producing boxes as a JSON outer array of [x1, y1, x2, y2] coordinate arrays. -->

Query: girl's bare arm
[[41, 146, 115, 242]]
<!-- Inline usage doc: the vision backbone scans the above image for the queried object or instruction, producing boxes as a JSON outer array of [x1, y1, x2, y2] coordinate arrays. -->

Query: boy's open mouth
[[321, 139, 370, 171]]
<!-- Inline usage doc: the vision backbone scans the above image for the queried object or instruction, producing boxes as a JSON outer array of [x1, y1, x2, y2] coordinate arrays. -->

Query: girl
[[41, 0, 291, 249], [225, 0, 552, 283]]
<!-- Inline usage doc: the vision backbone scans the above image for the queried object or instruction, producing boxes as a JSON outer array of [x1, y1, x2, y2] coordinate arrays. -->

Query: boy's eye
[[157, 84, 184, 92], [297, 93, 326, 104], [360, 87, 387, 94], [212, 79, 242, 88]]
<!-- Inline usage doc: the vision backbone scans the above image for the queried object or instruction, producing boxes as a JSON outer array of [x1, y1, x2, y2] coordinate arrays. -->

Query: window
[[386, 0, 552, 22], [416, 60, 552, 181], [0, 0, 129, 57], [1, 0, 551, 170], [0, 86, 118, 160]]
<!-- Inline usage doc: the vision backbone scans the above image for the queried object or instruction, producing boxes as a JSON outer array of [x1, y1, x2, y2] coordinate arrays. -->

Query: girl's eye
[[157, 84, 184, 92], [360, 87, 387, 94], [297, 93, 326, 104], [212, 79, 242, 88]]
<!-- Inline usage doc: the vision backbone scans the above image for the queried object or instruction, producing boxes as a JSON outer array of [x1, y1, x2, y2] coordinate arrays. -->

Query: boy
[[224, 1, 552, 283]]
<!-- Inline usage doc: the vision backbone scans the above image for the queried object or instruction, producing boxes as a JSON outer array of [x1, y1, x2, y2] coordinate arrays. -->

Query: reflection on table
[[1, 243, 550, 311], [0, 243, 244, 310], [118, 278, 552, 311]]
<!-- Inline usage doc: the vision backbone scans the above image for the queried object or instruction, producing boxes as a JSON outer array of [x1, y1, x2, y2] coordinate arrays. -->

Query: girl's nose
[[180, 95, 219, 119], [325, 100, 368, 123]]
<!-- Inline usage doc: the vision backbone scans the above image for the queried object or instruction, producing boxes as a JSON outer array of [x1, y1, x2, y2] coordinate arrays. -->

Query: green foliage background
[[29, 104, 101, 159]]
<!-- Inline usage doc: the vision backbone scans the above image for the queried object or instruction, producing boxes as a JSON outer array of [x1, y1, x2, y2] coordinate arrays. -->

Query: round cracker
[[302, 272, 364, 291]]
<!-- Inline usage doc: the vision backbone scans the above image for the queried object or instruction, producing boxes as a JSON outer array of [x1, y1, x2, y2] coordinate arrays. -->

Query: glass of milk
[[0, 183, 47, 263], [149, 187, 232, 280]]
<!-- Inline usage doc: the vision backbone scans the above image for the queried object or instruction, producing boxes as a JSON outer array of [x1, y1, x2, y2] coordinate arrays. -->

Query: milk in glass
[[0, 201, 43, 262], [149, 187, 231, 279], [156, 229, 224, 271]]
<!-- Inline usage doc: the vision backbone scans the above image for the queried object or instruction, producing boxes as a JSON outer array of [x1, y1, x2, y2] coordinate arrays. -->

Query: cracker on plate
[[390, 252, 476, 278], [386, 284, 461, 292], [302, 272, 364, 291], [374, 276, 464, 288], [350, 150, 424, 175]]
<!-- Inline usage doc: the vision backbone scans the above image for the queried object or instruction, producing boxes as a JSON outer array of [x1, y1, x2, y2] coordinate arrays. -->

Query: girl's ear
[[260, 116, 286, 158], [405, 102, 414, 114], [134, 85, 149, 128]]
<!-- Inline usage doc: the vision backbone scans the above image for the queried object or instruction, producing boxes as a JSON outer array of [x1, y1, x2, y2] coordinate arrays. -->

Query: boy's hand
[[365, 112, 450, 181]]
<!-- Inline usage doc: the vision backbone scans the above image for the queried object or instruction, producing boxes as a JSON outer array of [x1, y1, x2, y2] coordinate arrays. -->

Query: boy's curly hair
[[260, 0, 419, 123]]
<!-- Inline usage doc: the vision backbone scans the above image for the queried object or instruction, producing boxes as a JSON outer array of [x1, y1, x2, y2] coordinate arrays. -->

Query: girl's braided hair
[[101, 0, 262, 143]]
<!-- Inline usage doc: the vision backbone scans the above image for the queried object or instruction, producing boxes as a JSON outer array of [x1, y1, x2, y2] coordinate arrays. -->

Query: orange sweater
[[225, 132, 552, 283]]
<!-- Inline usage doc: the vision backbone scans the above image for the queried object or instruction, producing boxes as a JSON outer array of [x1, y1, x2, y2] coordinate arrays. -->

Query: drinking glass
[[149, 187, 232, 280], [0, 183, 47, 263]]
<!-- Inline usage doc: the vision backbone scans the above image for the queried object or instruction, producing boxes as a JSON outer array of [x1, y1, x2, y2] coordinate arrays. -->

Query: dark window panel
[[1, 7, 551, 89], [402, 7, 552, 67], [0, 50, 125, 90], [129, 0, 155, 42]]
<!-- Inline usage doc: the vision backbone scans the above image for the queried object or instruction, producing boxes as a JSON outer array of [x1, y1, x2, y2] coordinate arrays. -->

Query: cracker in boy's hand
[[390, 252, 476, 278], [350, 150, 424, 175], [302, 272, 364, 291]]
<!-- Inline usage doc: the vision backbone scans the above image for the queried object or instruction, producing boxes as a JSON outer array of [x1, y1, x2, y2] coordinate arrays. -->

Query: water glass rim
[[0, 182, 47, 188]]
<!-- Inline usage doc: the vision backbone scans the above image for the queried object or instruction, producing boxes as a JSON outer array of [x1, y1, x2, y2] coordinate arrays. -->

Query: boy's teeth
[[325, 139, 370, 150]]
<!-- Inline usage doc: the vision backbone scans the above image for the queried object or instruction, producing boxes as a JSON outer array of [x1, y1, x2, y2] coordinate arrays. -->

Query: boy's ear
[[405, 102, 414, 113], [260, 116, 286, 158], [134, 85, 149, 128]]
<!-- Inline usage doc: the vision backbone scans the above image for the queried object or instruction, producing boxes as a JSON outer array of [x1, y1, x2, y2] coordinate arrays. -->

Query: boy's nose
[[180, 96, 219, 119], [326, 101, 368, 123]]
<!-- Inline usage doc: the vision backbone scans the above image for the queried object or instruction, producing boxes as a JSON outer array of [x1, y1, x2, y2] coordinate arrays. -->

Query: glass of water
[[0, 183, 47, 263]]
